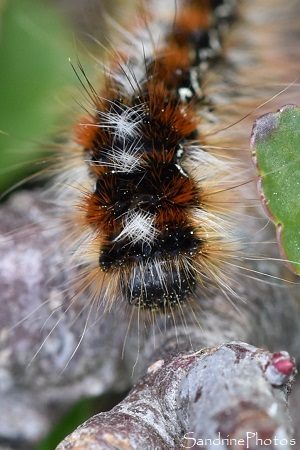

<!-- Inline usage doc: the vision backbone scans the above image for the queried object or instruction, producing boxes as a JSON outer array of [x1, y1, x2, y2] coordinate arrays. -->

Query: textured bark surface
[[56, 343, 297, 450]]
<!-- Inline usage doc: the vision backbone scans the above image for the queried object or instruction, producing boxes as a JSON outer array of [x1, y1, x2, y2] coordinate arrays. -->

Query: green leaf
[[251, 104, 300, 275]]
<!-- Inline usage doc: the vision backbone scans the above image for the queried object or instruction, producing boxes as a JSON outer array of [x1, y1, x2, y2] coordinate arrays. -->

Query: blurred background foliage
[[0, 0, 77, 194]]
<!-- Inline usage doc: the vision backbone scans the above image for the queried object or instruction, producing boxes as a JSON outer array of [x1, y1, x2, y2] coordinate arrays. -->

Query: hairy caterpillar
[[1, 0, 299, 362], [66, 0, 240, 317], [54, 0, 300, 331], [1, 1, 300, 447]]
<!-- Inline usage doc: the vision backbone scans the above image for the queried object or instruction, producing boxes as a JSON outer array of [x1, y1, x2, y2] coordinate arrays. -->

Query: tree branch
[[57, 343, 297, 450]]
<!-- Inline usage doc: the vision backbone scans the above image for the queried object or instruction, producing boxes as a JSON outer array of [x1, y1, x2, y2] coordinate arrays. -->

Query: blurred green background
[[0, 0, 79, 195]]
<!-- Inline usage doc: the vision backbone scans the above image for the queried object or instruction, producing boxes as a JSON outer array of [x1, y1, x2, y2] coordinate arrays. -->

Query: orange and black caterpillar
[[58, 0, 239, 316]]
